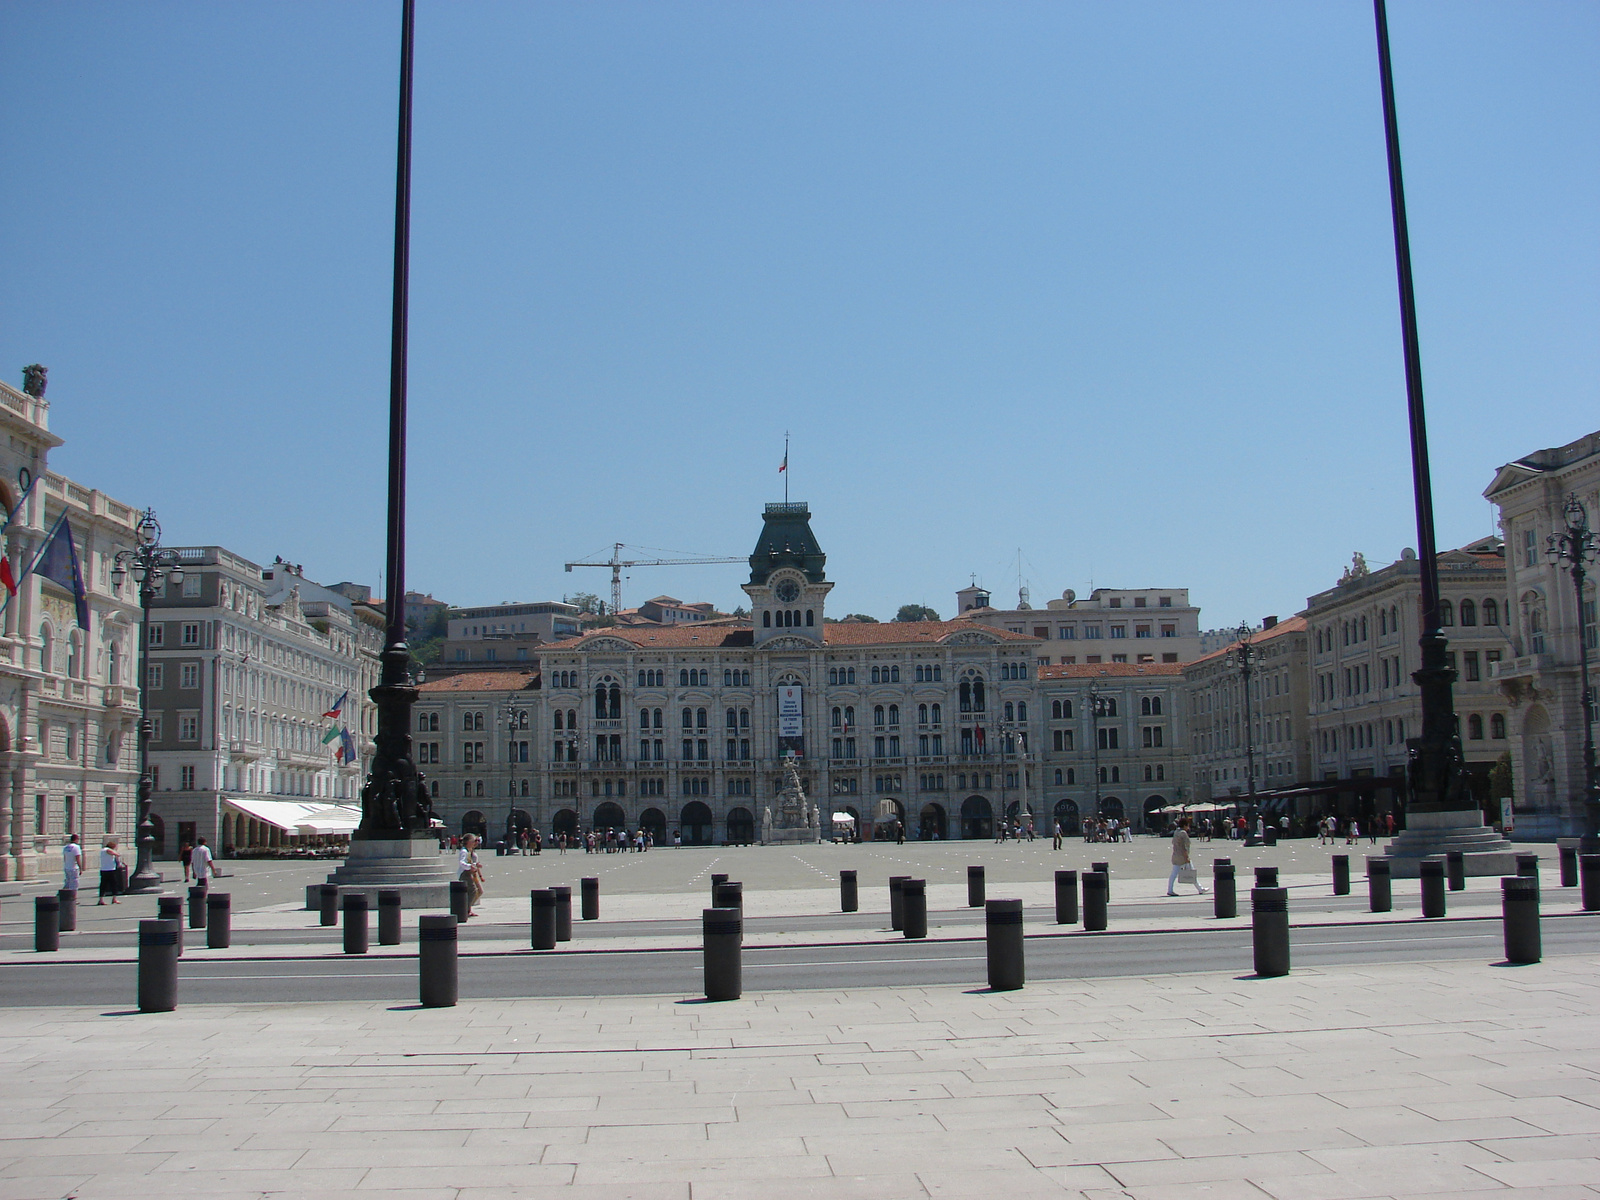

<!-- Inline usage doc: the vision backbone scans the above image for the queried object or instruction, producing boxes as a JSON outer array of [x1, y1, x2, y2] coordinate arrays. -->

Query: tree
[[731, 605, 749, 618], [1489, 750, 1513, 801], [567, 592, 603, 615], [838, 613, 879, 623], [894, 604, 940, 623]]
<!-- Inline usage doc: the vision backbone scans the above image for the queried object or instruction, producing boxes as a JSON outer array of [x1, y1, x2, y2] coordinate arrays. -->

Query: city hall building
[[415, 502, 1047, 844]]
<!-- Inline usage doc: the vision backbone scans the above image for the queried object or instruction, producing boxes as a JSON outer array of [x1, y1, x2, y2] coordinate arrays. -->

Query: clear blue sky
[[3, 1, 1595, 627]]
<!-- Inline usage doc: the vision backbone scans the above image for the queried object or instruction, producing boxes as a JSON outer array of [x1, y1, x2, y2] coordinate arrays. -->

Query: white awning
[[223, 796, 361, 835], [831, 812, 856, 824]]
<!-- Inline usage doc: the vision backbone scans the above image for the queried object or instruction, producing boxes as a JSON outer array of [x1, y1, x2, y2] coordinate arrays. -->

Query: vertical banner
[[777, 685, 804, 757], [1499, 797, 1514, 835]]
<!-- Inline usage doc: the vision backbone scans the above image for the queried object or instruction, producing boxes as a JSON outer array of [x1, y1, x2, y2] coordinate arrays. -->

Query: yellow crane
[[564, 543, 744, 616]]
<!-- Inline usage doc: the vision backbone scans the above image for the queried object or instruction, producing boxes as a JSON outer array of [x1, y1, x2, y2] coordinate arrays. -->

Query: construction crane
[[564, 544, 745, 616]]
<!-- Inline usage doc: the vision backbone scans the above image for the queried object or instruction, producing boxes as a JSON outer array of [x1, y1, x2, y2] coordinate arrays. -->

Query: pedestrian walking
[[190, 837, 216, 888], [458, 834, 484, 916], [62, 834, 82, 895], [1052, 820, 1063, 850], [1167, 817, 1206, 896], [98, 839, 124, 904]]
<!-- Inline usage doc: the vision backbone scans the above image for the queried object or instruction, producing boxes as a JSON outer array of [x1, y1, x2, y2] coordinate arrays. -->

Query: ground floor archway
[[1053, 799, 1080, 835], [727, 806, 754, 844], [1099, 797, 1123, 820], [593, 801, 626, 833], [680, 801, 713, 846], [640, 806, 666, 844], [552, 808, 579, 839], [960, 795, 993, 840], [461, 810, 487, 839], [918, 802, 946, 841]]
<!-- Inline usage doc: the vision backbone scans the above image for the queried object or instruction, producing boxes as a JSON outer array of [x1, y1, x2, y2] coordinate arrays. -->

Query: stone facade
[[1485, 429, 1600, 837], [958, 585, 1204, 668], [0, 380, 142, 880], [1302, 542, 1515, 824], [142, 549, 382, 855]]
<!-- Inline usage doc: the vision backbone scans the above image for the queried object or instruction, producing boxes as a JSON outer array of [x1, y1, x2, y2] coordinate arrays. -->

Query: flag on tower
[[337, 727, 357, 765], [778, 451, 786, 473], [323, 690, 348, 719]]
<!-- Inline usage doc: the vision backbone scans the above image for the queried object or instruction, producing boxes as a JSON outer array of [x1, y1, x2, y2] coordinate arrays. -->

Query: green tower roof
[[749, 502, 826, 585]]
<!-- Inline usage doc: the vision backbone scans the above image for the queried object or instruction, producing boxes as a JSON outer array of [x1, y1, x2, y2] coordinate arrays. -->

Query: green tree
[[894, 604, 940, 622], [1489, 750, 1513, 800], [567, 592, 603, 615], [839, 613, 879, 623]]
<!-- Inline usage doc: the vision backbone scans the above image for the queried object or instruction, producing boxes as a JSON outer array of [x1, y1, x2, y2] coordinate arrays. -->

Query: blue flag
[[34, 517, 89, 633], [339, 727, 357, 765]]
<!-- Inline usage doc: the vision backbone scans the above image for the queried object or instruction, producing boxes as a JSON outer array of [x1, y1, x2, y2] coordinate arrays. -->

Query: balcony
[[227, 740, 262, 760], [103, 684, 139, 709], [1490, 654, 1553, 682]]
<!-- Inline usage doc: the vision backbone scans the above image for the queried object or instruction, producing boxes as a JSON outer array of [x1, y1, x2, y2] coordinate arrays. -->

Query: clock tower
[[745, 502, 832, 646]]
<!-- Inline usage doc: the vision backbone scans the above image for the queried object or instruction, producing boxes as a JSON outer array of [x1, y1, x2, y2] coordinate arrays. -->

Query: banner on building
[[777, 686, 803, 738]]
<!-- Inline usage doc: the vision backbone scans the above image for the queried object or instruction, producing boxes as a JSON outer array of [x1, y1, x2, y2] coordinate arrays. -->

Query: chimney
[[1262, 615, 1278, 630]]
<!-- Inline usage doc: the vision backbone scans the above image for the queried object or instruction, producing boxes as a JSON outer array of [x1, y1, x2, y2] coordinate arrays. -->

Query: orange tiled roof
[[1038, 662, 1185, 680], [1186, 615, 1308, 668], [541, 618, 1037, 653], [418, 670, 539, 693]]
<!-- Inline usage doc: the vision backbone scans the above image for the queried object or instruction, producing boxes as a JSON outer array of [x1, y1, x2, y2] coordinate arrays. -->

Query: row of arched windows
[[763, 609, 813, 627]]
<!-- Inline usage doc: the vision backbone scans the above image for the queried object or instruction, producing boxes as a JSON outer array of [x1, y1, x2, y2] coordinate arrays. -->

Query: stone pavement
[[2, 955, 1598, 1200]]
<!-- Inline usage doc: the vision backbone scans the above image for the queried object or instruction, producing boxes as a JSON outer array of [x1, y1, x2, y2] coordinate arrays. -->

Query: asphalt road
[[4, 915, 1593, 1008]]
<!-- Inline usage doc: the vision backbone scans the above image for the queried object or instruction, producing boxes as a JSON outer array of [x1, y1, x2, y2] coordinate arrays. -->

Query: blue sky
[[3, 1, 1595, 628]]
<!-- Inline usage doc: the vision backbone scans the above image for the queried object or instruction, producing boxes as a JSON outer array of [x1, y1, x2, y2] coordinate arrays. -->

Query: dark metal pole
[[1373, 0, 1468, 814], [357, 0, 426, 840], [1089, 685, 1102, 820], [128, 576, 159, 889], [1550, 498, 1599, 848]]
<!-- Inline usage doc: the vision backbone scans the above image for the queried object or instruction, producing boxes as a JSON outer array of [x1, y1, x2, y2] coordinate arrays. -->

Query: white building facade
[[1485, 429, 1600, 838], [960, 585, 1204, 669]]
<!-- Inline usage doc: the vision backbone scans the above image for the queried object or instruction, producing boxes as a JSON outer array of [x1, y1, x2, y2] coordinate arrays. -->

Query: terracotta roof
[[541, 618, 1037, 653], [1186, 615, 1308, 668], [418, 670, 539, 693], [1038, 662, 1184, 680]]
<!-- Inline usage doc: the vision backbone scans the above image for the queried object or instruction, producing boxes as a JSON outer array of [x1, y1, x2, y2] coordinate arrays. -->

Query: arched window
[[828, 668, 838, 685], [1360, 616, 1368, 640], [973, 680, 985, 711], [1483, 597, 1499, 626], [845, 705, 855, 726], [930, 702, 941, 724], [870, 667, 880, 684], [1017, 701, 1027, 721], [681, 707, 693, 729], [1491, 712, 1506, 738], [39, 624, 53, 674], [1051, 699, 1062, 720], [831, 706, 842, 728], [959, 680, 971, 712], [1439, 600, 1454, 626], [762, 612, 771, 628], [873, 705, 885, 727], [1459, 599, 1476, 626], [1378, 610, 1387, 636], [806, 610, 814, 626], [680, 669, 690, 686], [462, 712, 475, 731], [918, 703, 928, 724], [888, 704, 899, 726], [696, 707, 707, 729], [108, 642, 120, 685], [1467, 714, 1484, 740], [1003, 701, 1015, 721]]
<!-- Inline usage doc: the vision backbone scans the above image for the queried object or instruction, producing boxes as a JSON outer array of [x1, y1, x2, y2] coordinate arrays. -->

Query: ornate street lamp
[[500, 699, 528, 848], [110, 509, 185, 892], [1226, 621, 1258, 811], [1547, 494, 1600, 849], [1087, 683, 1109, 820]]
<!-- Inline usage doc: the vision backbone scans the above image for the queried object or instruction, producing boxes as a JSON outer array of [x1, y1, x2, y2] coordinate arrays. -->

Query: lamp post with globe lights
[[1547, 494, 1600, 848], [110, 509, 185, 893], [1226, 621, 1259, 813], [500, 699, 529, 848]]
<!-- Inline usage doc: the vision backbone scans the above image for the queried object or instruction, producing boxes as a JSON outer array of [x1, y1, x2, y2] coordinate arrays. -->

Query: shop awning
[[223, 796, 361, 835]]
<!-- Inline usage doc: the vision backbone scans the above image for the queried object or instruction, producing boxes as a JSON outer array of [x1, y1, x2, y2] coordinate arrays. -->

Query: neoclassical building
[[0, 377, 143, 880], [416, 503, 1044, 843], [1486, 429, 1600, 838]]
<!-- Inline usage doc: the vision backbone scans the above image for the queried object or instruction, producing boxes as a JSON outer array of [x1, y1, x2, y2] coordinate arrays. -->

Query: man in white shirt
[[62, 835, 82, 893], [190, 836, 216, 889]]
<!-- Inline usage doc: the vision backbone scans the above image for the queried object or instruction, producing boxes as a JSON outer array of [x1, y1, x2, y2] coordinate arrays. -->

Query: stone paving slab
[[2, 955, 1597, 1199]]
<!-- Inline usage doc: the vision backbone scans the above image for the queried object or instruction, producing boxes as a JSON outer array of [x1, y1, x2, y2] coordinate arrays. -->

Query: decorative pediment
[[579, 636, 637, 653], [762, 635, 816, 651], [1483, 460, 1543, 501], [940, 629, 1002, 646]]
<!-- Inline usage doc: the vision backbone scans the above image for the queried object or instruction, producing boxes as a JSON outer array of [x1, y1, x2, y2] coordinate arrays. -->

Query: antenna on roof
[[1016, 549, 1030, 610]]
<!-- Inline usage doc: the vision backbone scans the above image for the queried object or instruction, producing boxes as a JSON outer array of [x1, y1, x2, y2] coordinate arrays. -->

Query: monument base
[[1381, 809, 1516, 878], [304, 835, 457, 909], [763, 828, 819, 846]]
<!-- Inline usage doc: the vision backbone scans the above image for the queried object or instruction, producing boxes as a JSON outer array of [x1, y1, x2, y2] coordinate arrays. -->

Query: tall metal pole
[[1373, 0, 1468, 814], [1233, 623, 1258, 809], [1088, 685, 1103, 821], [1549, 496, 1600, 848], [357, 0, 428, 840], [127, 578, 158, 890]]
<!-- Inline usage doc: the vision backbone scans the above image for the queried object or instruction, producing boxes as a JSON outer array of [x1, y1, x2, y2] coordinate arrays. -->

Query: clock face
[[775, 579, 800, 604]]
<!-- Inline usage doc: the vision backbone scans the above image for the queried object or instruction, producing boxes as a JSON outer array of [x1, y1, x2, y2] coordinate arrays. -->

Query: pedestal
[[306, 835, 457, 909], [1382, 810, 1516, 878]]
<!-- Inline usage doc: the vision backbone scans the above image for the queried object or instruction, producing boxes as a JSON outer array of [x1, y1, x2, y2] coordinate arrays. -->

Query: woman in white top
[[98, 839, 124, 905], [457, 834, 484, 916]]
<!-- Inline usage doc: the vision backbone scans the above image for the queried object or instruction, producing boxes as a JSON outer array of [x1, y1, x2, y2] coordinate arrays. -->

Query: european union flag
[[35, 517, 89, 633]]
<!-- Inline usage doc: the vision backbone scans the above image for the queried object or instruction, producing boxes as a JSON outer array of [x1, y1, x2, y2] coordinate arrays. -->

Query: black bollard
[[187, 886, 207, 930], [1214, 861, 1237, 918], [902, 878, 927, 939], [530, 889, 557, 950], [137, 919, 180, 1012], [1446, 850, 1465, 892], [1054, 870, 1078, 925], [580, 876, 599, 920], [1558, 844, 1578, 888], [157, 896, 184, 955], [1501, 875, 1540, 964], [57, 889, 77, 933], [967, 865, 985, 908], [1332, 855, 1350, 896], [34, 895, 60, 952], [319, 883, 339, 926], [1082, 870, 1108, 932], [1092, 861, 1110, 899], [378, 890, 402, 946], [206, 892, 231, 949], [1367, 856, 1393, 913], [1581, 854, 1600, 912], [1516, 853, 1540, 881], [1420, 858, 1447, 918], [703, 907, 742, 1001], [889, 876, 908, 931], [985, 899, 1024, 991], [710, 873, 729, 905], [449, 880, 471, 923], [418, 914, 458, 1007], [1254, 866, 1278, 889], [342, 893, 369, 955], [713, 879, 743, 918], [840, 869, 858, 913], [552, 885, 573, 941], [1251, 887, 1290, 977]]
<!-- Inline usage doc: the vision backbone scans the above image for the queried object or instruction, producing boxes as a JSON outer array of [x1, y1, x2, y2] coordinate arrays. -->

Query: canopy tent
[[223, 796, 361, 835], [831, 812, 856, 824]]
